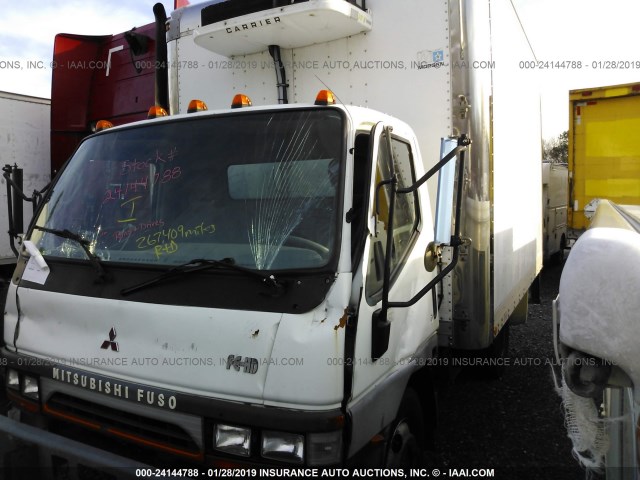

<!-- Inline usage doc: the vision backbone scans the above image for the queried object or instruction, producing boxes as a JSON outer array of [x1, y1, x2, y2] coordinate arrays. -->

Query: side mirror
[[371, 308, 390, 361]]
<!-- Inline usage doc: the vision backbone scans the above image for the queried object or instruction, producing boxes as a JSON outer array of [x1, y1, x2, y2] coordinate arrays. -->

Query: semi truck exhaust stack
[[153, 3, 169, 112]]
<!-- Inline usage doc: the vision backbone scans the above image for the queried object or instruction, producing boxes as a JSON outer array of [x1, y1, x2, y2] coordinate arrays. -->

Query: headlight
[[6, 369, 19, 391], [21, 375, 39, 400], [262, 431, 304, 464], [307, 431, 342, 466], [214, 424, 251, 457]]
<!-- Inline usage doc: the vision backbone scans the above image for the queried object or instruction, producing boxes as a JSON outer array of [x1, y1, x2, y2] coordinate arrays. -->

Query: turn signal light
[[148, 106, 169, 119], [95, 120, 114, 132], [315, 90, 336, 106], [188, 99, 208, 113], [231, 94, 252, 109]]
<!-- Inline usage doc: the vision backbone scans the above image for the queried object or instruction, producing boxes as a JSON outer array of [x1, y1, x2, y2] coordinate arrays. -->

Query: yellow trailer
[[568, 82, 640, 229]]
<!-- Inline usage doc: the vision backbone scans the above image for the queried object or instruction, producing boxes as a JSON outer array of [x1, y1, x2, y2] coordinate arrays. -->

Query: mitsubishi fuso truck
[[1, 0, 542, 470]]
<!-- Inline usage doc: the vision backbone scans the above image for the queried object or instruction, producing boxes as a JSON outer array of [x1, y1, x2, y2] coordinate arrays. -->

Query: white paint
[[106, 45, 124, 77], [0, 92, 51, 261]]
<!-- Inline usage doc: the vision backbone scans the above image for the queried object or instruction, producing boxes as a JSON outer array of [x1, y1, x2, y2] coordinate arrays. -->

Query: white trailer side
[[0, 92, 51, 264], [168, 0, 543, 350]]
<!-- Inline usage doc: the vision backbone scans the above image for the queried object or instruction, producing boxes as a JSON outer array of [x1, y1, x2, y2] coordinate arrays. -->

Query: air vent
[[202, 0, 366, 26], [194, 0, 372, 57]]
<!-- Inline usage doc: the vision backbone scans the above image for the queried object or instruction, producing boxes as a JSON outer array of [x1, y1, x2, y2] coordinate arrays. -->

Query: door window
[[365, 130, 419, 303]]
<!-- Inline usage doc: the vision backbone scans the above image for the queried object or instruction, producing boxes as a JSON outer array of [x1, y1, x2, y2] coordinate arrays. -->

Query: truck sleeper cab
[[3, 100, 447, 467]]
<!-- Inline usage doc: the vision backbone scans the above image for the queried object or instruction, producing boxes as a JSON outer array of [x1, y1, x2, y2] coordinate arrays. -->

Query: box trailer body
[[1, 0, 542, 468], [167, 0, 542, 346], [568, 82, 640, 230], [542, 161, 568, 262], [0, 92, 51, 263]]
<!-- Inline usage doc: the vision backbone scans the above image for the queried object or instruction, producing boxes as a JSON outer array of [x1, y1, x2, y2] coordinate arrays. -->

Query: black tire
[[385, 388, 427, 468], [551, 234, 567, 265], [558, 234, 567, 261]]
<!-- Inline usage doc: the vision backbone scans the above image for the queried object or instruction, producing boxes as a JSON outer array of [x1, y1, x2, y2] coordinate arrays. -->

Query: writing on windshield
[[31, 109, 344, 270]]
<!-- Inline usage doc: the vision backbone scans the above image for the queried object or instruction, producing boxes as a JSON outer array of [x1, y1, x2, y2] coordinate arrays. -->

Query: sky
[[0, 0, 173, 97], [1, 0, 640, 140]]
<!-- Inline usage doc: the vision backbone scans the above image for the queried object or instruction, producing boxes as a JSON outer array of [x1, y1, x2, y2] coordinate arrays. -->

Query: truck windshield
[[30, 109, 344, 271]]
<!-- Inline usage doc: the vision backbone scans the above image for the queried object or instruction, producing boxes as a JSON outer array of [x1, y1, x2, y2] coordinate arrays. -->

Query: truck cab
[[3, 97, 446, 466]]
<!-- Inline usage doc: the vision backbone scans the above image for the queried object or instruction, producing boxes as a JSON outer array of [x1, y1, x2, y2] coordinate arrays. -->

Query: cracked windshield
[[31, 109, 344, 270]]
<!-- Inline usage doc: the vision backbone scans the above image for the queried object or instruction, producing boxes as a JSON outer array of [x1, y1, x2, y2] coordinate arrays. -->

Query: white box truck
[[0, 92, 51, 265], [1, 0, 542, 470]]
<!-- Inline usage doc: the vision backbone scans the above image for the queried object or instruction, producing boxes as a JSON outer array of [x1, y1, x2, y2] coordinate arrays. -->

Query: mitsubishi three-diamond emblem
[[100, 327, 119, 352]]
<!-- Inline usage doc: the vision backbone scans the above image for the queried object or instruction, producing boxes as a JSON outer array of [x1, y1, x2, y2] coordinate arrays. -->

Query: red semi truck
[[3, 6, 165, 261], [50, 14, 162, 174]]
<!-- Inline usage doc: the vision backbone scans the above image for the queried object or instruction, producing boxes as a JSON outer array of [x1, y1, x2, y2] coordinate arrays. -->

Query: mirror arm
[[375, 135, 470, 317], [397, 135, 470, 195]]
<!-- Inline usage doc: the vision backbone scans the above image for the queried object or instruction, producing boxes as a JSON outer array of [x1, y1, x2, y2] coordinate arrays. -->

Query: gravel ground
[[434, 258, 594, 480]]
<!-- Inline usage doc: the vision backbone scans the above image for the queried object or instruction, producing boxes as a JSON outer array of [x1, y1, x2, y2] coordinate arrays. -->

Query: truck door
[[351, 122, 427, 401]]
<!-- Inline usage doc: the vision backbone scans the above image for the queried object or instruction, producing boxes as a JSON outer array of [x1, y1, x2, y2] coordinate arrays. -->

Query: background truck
[[568, 82, 640, 230], [554, 200, 640, 478], [1, 0, 542, 470], [0, 92, 51, 265], [542, 161, 568, 262], [1, 20, 160, 277], [50, 16, 161, 174], [557, 80, 640, 480]]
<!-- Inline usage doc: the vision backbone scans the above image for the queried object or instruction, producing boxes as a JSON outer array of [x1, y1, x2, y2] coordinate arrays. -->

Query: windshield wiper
[[120, 258, 284, 297], [32, 226, 110, 282]]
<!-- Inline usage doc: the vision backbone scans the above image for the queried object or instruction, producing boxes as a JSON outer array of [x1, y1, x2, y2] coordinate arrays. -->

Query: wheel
[[551, 234, 567, 264], [283, 235, 329, 258], [385, 388, 426, 468], [558, 234, 567, 262]]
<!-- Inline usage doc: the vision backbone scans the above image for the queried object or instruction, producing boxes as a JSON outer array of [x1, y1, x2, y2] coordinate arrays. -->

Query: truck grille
[[45, 393, 203, 460]]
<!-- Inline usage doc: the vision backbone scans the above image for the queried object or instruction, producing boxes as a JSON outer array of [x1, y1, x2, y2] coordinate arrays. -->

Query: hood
[[4, 278, 348, 410], [7, 287, 281, 403]]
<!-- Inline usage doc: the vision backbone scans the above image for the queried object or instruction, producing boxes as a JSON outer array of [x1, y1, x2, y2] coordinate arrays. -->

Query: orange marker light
[[231, 94, 252, 109], [147, 106, 169, 119], [95, 120, 114, 132], [187, 99, 208, 113], [315, 90, 336, 105]]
